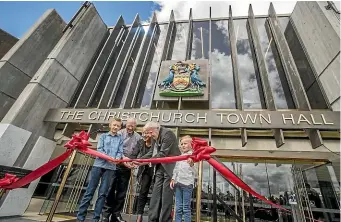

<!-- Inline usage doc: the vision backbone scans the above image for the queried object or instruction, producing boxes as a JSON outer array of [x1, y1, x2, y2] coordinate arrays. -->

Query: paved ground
[[0, 213, 148, 222]]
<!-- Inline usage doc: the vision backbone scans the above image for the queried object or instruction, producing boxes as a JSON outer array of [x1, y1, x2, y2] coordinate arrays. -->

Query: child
[[170, 136, 197, 222], [76, 118, 123, 222]]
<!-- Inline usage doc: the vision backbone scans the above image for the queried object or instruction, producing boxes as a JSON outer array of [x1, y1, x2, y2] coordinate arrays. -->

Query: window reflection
[[191, 21, 209, 59], [138, 25, 167, 109], [211, 20, 236, 109], [234, 19, 265, 109], [256, 18, 295, 109], [168, 23, 189, 61]]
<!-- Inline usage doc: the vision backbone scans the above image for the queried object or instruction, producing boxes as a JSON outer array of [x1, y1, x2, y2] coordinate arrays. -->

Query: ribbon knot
[[0, 173, 20, 189], [190, 137, 216, 162], [64, 131, 92, 151]]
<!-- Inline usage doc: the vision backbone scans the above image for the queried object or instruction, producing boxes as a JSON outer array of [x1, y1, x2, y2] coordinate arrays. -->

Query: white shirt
[[172, 150, 198, 186]]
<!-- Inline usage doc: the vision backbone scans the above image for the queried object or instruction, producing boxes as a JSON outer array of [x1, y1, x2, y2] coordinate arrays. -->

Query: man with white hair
[[134, 121, 181, 222], [102, 118, 142, 222]]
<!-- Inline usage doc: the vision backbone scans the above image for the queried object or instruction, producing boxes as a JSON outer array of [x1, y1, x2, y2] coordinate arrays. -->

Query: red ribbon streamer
[[0, 149, 72, 190], [0, 131, 323, 221]]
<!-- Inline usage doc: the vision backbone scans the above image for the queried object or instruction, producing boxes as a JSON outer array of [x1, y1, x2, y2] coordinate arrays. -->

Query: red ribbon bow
[[190, 137, 216, 162], [64, 131, 92, 151], [0, 174, 20, 189]]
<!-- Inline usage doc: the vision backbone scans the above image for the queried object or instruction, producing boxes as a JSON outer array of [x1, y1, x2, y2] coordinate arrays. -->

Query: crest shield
[[172, 64, 191, 91], [158, 61, 206, 97]]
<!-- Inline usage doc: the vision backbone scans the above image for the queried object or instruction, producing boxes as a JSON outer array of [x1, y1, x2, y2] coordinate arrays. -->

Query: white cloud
[[153, 1, 297, 22]]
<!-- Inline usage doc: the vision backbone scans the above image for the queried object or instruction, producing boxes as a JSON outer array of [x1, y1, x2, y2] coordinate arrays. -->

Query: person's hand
[[124, 162, 135, 169], [132, 161, 148, 166], [170, 179, 175, 190], [111, 159, 121, 164], [187, 158, 194, 167]]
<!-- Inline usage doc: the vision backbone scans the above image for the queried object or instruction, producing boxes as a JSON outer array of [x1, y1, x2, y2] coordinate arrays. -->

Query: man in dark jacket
[[133, 121, 181, 222]]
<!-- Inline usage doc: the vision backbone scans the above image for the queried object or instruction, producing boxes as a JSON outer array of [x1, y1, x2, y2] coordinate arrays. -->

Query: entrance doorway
[[32, 151, 340, 222]]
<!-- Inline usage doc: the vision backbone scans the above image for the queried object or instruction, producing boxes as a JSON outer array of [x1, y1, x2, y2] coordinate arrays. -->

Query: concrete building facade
[[0, 1, 339, 221]]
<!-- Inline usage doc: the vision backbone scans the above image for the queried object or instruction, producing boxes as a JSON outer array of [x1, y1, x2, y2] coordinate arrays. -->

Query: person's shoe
[[113, 214, 126, 222]]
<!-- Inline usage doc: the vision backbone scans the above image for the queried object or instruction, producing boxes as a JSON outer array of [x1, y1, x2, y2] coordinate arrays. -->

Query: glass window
[[169, 22, 189, 60], [284, 20, 328, 109], [191, 21, 209, 59], [234, 19, 265, 109], [137, 24, 167, 109], [256, 18, 295, 109], [112, 27, 145, 108], [211, 20, 236, 109]]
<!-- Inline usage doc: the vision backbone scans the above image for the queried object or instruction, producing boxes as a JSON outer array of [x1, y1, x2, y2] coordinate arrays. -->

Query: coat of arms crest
[[158, 61, 206, 97]]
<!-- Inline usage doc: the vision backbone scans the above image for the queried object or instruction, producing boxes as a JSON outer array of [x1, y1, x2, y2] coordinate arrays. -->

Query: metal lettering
[[297, 114, 311, 125], [282, 114, 295, 125], [227, 113, 239, 124], [260, 114, 271, 124], [60, 111, 68, 119], [197, 113, 207, 123], [89, 111, 97, 120], [75, 111, 84, 120], [150, 112, 160, 122], [97, 111, 108, 121], [173, 113, 183, 123], [310, 114, 322, 125], [217, 113, 225, 124], [106, 111, 116, 121], [240, 113, 257, 124], [321, 114, 334, 125], [121, 112, 129, 121], [130, 112, 139, 119], [184, 113, 195, 123], [161, 113, 172, 122], [66, 111, 77, 120], [139, 112, 149, 122]]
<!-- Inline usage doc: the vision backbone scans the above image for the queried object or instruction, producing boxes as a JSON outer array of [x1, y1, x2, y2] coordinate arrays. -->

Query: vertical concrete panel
[[290, 1, 340, 76], [0, 137, 56, 217], [0, 124, 31, 166], [0, 29, 18, 59], [48, 5, 107, 81], [1, 3, 107, 170], [318, 53, 340, 104], [1, 9, 66, 78], [331, 97, 340, 111], [0, 9, 65, 120]]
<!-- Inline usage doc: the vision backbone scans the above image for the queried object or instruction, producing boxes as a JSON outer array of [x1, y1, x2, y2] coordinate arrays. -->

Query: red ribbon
[[0, 131, 323, 221]]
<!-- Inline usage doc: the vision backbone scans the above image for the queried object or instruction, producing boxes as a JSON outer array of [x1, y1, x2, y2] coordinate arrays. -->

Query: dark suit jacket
[[140, 127, 180, 177]]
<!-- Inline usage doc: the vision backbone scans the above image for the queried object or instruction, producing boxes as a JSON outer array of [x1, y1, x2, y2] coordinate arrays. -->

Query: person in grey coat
[[133, 121, 181, 222]]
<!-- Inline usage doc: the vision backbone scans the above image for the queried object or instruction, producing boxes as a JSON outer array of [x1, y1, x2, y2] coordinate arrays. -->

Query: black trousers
[[148, 165, 174, 222], [102, 165, 131, 221], [136, 166, 154, 215]]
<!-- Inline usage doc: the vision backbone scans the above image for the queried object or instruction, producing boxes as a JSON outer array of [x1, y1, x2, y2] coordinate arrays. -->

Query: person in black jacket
[[135, 127, 153, 222]]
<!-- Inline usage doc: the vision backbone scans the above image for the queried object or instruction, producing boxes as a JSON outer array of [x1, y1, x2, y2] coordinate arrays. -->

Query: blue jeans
[[77, 166, 114, 222], [175, 183, 193, 222]]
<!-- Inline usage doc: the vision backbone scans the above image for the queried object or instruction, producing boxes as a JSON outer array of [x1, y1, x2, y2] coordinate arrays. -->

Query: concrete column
[[0, 137, 56, 217], [0, 10, 66, 120], [0, 4, 107, 217], [290, 1, 340, 110]]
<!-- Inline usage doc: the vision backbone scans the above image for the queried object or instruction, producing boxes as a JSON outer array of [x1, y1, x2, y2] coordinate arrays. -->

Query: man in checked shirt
[[101, 118, 142, 222]]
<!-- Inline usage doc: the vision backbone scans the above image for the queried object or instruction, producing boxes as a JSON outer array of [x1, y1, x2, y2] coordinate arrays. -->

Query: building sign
[[158, 61, 206, 97], [44, 109, 340, 130]]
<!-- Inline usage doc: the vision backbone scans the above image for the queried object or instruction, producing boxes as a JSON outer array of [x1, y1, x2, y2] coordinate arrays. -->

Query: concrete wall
[[0, 4, 108, 217], [290, 1, 340, 110], [0, 29, 18, 59], [0, 9, 66, 120]]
